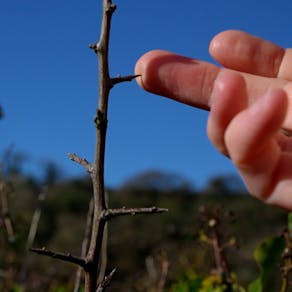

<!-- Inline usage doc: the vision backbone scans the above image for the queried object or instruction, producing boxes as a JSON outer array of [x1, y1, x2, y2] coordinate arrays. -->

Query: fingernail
[[134, 58, 145, 89]]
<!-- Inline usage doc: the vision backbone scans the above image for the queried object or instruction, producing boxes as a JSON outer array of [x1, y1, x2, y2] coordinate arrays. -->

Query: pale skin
[[135, 30, 292, 210]]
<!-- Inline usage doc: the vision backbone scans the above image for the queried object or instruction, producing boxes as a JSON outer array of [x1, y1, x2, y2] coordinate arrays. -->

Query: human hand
[[135, 30, 292, 209]]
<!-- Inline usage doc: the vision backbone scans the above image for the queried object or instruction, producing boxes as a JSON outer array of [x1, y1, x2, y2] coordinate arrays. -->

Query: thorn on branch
[[30, 247, 86, 268], [68, 153, 93, 173], [89, 43, 99, 54], [96, 268, 117, 292], [111, 74, 141, 88], [101, 207, 168, 221]]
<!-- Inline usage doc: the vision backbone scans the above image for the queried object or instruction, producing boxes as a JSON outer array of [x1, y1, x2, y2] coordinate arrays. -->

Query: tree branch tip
[[29, 247, 86, 267], [68, 153, 93, 172], [97, 267, 117, 291]]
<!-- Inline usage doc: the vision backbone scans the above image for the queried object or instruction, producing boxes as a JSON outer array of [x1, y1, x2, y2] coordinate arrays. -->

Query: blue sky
[[1, 0, 292, 188]]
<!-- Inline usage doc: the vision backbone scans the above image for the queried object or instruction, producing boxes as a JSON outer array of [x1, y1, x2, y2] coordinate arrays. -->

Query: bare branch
[[68, 153, 93, 173], [30, 247, 86, 268], [85, 2, 118, 290], [34, 2, 167, 291], [101, 207, 168, 221]]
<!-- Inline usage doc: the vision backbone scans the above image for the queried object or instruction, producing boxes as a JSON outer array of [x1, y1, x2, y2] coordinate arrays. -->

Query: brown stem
[[31, 2, 165, 291], [84, 1, 116, 290], [211, 224, 231, 281], [30, 247, 86, 267], [74, 198, 94, 292]]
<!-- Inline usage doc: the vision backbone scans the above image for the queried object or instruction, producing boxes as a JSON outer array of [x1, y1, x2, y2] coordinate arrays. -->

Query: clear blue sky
[[0, 0, 291, 188]]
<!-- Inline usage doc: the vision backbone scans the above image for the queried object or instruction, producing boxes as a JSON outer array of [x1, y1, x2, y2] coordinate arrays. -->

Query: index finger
[[134, 50, 292, 130]]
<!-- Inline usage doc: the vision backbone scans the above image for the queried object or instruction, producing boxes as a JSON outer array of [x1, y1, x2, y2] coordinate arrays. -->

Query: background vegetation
[[0, 161, 288, 291]]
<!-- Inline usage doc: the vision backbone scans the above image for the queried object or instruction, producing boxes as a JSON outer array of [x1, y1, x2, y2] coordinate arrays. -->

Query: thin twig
[[19, 189, 47, 283], [85, 1, 117, 290], [96, 268, 116, 292], [111, 74, 141, 87], [30, 247, 86, 268], [68, 153, 93, 173], [100, 207, 168, 221], [74, 198, 94, 292], [25, 190, 46, 251]]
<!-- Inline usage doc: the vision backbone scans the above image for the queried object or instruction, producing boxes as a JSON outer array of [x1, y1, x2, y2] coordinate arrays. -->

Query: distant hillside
[[0, 171, 288, 291]]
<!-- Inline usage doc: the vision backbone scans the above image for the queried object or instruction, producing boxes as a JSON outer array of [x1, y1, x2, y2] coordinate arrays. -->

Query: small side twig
[[30, 247, 86, 268], [110, 74, 141, 88], [101, 207, 168, 221], [96, 268, 116, 292], [68, 153, 93, 173]]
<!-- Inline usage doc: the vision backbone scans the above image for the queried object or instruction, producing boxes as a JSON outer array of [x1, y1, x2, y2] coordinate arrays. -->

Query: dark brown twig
[[30, 247, 86, 268]]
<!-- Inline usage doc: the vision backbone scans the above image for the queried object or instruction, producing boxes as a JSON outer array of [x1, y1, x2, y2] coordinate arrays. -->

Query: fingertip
[[209, 30, 238, 59], [134, 51, 151, 90], [134, 50, 172, 91]]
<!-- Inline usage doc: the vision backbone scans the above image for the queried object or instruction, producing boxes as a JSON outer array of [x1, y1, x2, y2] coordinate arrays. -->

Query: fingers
[[209, 30, 285, 77], [207, 72, 247, 155], [225, 88, 287, 201], [207, 70, 289, 206], [135, 49, 292, 129], [135, 50, 220, 110], [210, 30, 292, 82]]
